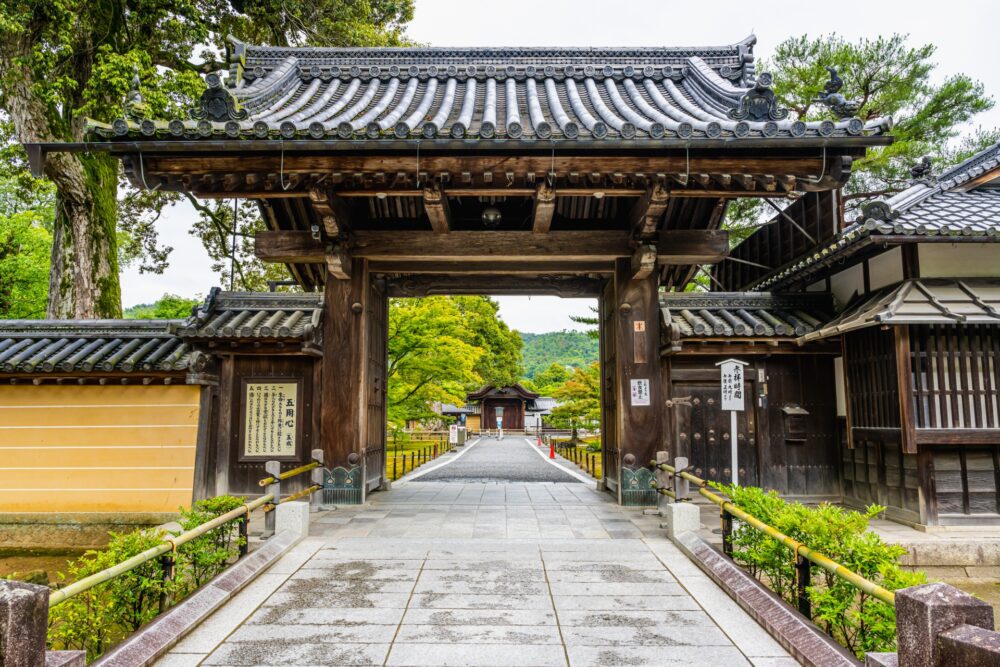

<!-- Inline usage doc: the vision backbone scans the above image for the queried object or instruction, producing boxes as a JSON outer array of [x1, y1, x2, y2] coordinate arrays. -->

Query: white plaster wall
[[918, 243, 1000, 277], [830, 263, 865, 307], [833, 357, 847, 417], [868, 246, 903, 290], [806, 279, 827, 292]]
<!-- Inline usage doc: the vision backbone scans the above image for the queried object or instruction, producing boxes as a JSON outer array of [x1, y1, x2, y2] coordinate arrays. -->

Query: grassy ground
[[552, 437, 602, 480], [385, 436, 455, 481]]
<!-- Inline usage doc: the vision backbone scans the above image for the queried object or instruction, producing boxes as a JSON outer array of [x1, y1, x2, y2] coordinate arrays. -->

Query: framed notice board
[[239, 378, 303, 461]]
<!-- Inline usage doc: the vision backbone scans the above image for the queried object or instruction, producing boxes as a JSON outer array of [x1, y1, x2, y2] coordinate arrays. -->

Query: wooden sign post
[[716, 359, 748, 486]]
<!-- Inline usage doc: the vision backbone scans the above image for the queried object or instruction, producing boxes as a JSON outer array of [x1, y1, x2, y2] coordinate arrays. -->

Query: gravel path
[[413, 436, 581, 483]]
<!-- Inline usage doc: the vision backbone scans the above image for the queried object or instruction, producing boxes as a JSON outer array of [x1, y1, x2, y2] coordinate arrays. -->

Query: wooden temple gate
[[27, 37, 890, 504]]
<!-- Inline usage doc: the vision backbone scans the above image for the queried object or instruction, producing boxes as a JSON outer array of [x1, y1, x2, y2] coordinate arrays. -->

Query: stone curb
[[673, 530, 860, 667], [92, 529, 300, 667]]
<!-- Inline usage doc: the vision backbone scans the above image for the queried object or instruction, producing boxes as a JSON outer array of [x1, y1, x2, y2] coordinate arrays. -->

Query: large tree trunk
[[2, 33, 122, 319], [45, 153, 121, 318]]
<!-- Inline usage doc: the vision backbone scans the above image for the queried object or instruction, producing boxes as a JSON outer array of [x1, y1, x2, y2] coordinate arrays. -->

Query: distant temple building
[[463, 384, 545, 431]]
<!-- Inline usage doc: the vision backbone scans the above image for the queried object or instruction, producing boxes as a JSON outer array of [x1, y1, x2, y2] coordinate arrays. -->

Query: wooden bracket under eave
[[631, 244, 657, 281], [629, 184, 670, 239], [309, 187, 350, 237], [531, 181, 556, 234], [423, 183, 451, 233], [326, 246, 352, 280]]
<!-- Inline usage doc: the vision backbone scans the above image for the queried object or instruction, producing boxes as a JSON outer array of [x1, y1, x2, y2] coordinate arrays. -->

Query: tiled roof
[[660, 292, 831, 338], [177, 290, 323, 340], [748, 140, 1000, 290], [800, 279, 1000, 342], [90, 37, 888, 145], [0, 320, 191, 375]]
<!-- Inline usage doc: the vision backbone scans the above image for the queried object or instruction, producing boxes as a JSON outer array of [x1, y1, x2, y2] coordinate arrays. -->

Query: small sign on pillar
[[715, 358, 748, 486]]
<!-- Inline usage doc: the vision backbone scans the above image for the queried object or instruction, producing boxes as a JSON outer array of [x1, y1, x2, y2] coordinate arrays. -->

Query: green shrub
[[47, 495, 247, 662], [714, 484, 925, 659], [175, 495, 247, 593]]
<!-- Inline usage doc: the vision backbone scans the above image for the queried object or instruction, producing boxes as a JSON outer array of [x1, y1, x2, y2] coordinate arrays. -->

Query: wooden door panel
[[673, 383, 758, 486]]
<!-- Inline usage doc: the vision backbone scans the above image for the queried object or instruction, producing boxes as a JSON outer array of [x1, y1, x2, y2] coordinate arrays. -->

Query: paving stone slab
[[409, 593, 554, 610], [560, 623, 731, 647], [548, 582, 685, 597], [545, 569, 676, 584], [263, 592, 413, 608], [394, 624, 562, 644], [385, 643, 567, 666], [552, 594, 702, 612], [400, 608, 557, 626], [413, 578, 549, 596], [246, 607, 406, 626], [202, 641, 391, 666], [225, 623, 398, 644], [566, 645, 750, 666]]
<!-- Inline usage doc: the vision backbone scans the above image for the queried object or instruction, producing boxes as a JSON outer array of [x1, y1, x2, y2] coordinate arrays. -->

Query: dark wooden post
[[322, 258, 371, 481], [795, 553, 812, 618], [610, 257, 664, 498]]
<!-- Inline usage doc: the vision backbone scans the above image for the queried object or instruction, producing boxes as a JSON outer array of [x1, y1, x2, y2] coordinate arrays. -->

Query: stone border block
[[673, 531, 859, 667]]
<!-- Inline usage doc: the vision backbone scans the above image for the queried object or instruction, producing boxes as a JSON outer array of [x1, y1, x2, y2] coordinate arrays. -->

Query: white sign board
[[244, 382, 298, 457], [630, 379, 651, 406], [449, 424, 459, 444], [718, 360, 747, 412]]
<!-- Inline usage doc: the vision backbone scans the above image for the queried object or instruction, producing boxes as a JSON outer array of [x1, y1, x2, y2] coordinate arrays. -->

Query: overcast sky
[[120, 0, 1000, 333]]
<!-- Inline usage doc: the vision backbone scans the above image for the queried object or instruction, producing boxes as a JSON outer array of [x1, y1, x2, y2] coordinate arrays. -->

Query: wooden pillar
[[321, 258, 371, 480], [611, 257, 664, 499]]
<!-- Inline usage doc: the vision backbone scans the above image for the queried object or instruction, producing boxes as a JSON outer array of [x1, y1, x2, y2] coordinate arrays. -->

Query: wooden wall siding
[[599, 279, 620, 495], [844, 327, 901, 430], [226, 356, 316, 496], [0, 384, 199, 513], [910, 324, 1000, 430], [716, 191, 840, 291], [482, 398, 525, 430], [932, 448, 1000, 519], [841, 438, 922, 523], [365, 279, 388, 491], [668, 356, 840, 498]]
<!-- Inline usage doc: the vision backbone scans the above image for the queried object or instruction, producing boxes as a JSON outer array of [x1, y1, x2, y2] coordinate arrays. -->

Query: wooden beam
[[954, 166, 1000, 192], [368, 260, 613, 274], [309, 188, 351, 237], [386, 275, 604, 297], [145, 154, 832, 179], [326, 246, 352, 280], [629, 184, 669, 238], [631, 244, 657, 280], [423, 184, 451, 233], [255, 229, 728, 265], [532, 181, 556, 234]]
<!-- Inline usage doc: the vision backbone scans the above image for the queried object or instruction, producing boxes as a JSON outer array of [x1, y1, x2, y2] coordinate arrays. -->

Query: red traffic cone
[[549, 440, 556, 459]]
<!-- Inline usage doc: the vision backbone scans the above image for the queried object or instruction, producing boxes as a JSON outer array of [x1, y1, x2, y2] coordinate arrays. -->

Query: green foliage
[[175, 495, 246, 592], [529, 363, 572, 396], [451, 296, 523, 387], [716, 484, 926, 658], [124, 293, 200, 319], [48, 529, 173, 661], [520, 330, 599, 379], [0, 0, 415, 312], [724, 33, 996, 235], [0, 209, 51, 318], [47, 495, 247, 661], [387, 296, 524, 427], [548, 362, 601, 431]]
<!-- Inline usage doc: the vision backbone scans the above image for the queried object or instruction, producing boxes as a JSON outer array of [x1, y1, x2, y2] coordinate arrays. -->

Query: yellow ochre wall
[[0, 384, 200, 514], [466, 415, 481, 431]]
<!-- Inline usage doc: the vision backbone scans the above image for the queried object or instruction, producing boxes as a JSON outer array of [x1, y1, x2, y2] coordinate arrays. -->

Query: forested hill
[[519, 331, 599, 379]]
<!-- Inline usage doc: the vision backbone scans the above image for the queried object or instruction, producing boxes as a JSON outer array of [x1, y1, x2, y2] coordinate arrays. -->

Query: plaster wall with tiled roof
[[92, 36, 889, 145], [746, 140, 1000, 291], [0, 320, 190, 376]]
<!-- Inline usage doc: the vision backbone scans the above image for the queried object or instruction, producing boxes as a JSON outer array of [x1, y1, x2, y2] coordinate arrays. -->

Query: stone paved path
[[413, 436, 582, 484], [157, 478, 797, 665]]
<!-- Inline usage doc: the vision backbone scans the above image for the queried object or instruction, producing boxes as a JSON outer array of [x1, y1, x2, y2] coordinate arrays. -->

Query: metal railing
[[259, 449, 326, 537], [651, 457, 896, 615], [49, 494, 269, 609]]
